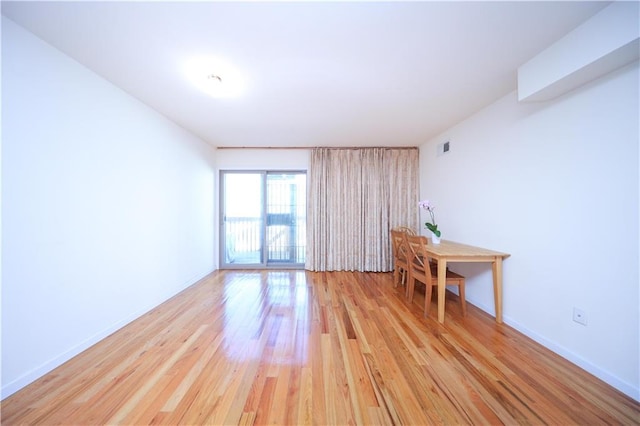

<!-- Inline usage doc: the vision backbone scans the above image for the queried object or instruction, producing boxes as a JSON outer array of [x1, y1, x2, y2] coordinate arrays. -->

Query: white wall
[[215, 148, 310, 171], [420, 61, 639, 400], [1, 18, 216, 397]]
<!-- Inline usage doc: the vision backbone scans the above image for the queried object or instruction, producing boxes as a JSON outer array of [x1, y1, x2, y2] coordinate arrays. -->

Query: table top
[[424, 239, 510, 261]]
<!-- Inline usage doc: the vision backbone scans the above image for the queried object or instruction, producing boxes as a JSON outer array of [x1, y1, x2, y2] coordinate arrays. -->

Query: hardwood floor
[[2, 270, 638, 425]]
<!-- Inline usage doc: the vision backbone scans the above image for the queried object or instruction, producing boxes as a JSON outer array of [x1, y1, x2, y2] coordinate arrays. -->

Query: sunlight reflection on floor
[[222, 271, 310, 365]]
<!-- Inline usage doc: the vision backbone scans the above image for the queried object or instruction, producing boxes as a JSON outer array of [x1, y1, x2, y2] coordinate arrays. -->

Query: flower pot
[[431, 232, 441, 244]]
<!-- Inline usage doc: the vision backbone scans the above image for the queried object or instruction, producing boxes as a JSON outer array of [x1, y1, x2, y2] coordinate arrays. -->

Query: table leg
[[492, 257, 503, 323], [437, 259, 447, 323]]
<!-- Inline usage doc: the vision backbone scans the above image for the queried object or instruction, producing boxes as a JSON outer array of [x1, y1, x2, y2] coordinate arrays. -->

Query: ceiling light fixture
[[184, 56, 246, 98]]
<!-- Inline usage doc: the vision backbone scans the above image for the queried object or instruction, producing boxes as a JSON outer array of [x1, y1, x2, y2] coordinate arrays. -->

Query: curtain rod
[[216, 146, 419, 150]]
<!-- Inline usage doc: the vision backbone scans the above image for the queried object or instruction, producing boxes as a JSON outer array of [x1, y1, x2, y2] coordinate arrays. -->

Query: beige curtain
[[306, 147, 419, 272]]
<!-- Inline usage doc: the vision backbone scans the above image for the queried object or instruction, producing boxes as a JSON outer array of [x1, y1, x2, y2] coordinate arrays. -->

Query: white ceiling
[[2, 1, 609, 148]]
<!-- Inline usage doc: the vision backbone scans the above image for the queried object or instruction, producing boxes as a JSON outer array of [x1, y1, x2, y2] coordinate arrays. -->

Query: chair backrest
[[405, 234, 433, 281], [390, 229, 401, 259], [393, 226, 416, 236], [391, 230, 410, 263]]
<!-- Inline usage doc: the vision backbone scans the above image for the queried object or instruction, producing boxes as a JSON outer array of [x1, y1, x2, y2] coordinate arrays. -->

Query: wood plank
[[2, 270, 637, 425]]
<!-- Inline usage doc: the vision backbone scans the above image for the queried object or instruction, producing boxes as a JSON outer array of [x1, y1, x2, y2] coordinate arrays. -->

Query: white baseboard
[[471, 300, 639, 402], [2, 310, 145, 398], [1, 269, 214, 399]]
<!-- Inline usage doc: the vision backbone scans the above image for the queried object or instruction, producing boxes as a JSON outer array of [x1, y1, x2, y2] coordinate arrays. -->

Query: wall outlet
[[573, 307, 588, 326]]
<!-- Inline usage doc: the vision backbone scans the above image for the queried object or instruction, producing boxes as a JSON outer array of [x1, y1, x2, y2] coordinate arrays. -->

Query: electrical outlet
[[573, 307, 587, 326]]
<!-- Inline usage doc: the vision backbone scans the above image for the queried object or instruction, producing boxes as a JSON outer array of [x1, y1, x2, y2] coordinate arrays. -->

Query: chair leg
[[393, 268, 400, 287], [406, 275, 414, 302], [459, 283, 467, 316]]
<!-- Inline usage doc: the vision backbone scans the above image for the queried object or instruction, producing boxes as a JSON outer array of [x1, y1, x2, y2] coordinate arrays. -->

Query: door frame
[[219, 170, 306, 269]]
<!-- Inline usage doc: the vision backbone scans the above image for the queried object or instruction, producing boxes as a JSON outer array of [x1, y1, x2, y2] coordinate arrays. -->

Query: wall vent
[[437, 140, 451, 157]]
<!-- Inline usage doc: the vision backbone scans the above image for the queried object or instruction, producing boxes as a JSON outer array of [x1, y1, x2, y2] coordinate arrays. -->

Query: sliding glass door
[[221, 171, 306, 268]]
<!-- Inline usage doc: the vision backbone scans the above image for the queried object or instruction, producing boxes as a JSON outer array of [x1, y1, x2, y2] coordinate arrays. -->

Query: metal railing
[[224, 216, 305, 265]]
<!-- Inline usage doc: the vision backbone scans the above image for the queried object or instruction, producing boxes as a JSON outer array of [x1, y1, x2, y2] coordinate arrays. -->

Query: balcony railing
[[224, 215, 305, 265]]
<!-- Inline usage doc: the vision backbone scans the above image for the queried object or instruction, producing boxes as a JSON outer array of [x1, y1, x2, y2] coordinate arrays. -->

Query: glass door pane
[[266, 173, 306, 265], [221, 172, 263, 265]]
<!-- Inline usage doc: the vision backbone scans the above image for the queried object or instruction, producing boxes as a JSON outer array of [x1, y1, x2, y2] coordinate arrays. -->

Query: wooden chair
[[393, 226, 416, 236], [404, 234, 467, 317], [390, 229, 413, 288]]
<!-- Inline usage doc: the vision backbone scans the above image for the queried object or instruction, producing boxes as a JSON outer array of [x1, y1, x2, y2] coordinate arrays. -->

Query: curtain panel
[[306, 147, 418, 272]]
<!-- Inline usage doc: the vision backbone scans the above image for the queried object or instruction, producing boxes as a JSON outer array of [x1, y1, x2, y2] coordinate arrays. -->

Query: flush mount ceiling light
[[184, 56, 247, 98]]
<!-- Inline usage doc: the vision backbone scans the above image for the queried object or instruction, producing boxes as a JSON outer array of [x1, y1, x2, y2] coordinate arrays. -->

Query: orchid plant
[[418, 199, 441, 237]]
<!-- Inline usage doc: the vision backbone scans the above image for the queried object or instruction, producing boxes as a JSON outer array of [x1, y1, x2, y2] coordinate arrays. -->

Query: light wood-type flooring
[[2, 270, 638, 425]]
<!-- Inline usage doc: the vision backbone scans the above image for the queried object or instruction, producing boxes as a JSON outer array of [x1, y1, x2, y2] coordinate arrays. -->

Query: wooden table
[[424, 239, 510, 323]]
